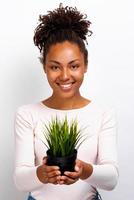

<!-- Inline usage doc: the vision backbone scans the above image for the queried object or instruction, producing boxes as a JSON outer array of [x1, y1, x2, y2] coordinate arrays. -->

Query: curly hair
[[33, 3, 92, 64]]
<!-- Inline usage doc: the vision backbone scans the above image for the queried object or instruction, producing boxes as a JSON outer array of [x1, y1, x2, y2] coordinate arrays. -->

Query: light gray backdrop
[[0, 0, 134, 199]]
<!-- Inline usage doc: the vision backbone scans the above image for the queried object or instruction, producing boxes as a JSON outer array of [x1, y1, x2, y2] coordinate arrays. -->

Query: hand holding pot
[[36, 158, 61, 184], [59, 159, 93, 185]]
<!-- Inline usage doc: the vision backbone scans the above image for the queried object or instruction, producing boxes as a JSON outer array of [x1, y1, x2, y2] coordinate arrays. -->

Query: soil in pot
[[46, 149, 77, 175]]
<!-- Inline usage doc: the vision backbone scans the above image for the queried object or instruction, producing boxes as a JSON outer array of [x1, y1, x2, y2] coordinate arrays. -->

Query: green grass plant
[[42, 116, 85, 157]]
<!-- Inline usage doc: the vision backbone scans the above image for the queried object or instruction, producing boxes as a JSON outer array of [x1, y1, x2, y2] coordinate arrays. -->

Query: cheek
[[46, 71, 54, 79], [73, 69, 85, 80], [46, 72, 60, 85]]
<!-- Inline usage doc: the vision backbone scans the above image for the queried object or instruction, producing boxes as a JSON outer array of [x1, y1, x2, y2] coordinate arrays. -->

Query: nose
[[59, 68, 70, 81]]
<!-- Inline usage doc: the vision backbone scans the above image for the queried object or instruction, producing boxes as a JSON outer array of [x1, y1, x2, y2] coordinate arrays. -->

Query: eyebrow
[[49, 59, 80, 65]]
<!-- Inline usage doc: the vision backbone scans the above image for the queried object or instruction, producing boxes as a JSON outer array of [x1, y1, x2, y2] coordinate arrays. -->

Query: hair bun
[[37, 3, 92, 41]]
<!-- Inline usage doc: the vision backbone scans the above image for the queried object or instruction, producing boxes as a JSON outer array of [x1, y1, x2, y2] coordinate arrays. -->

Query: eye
[[70, 64, 79, 70], [50, 66, 60, 71]]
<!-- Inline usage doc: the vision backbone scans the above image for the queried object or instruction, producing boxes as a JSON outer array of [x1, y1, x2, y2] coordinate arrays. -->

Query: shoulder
[[93, 101, 118, 127], [91, 99, 116, 112], [15, 102, 40, 113], [87, 100, 117, 121], [14, 102, 44, 120], [14, 102, 45, 126]]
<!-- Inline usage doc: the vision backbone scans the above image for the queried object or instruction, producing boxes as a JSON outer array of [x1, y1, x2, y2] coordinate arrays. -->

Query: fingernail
[[64, 172, 69, 175], [75, 166, 79, 171], [59, 181, 64, 185], [55, 167, 59, 170]]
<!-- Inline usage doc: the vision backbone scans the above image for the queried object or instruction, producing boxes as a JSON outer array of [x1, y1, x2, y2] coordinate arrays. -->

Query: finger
[[47, 169, 61, 178], [43, 165, 60, 173], [75, 159, 83, 170], [48, 175, 61, 184], [42, 169, 61, 184], [59, 175, 78, 185], [42, 157, 47, 165], [64, 171, 80, 180], [75, 165, 80, 172]]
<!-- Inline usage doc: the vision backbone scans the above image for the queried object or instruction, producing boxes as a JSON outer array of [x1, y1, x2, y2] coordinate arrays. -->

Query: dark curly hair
[[33, 3, 92, 65]]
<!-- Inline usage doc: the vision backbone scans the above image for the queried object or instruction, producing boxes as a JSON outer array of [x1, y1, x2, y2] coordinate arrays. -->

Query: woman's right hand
[[36, 158, 61, 184]]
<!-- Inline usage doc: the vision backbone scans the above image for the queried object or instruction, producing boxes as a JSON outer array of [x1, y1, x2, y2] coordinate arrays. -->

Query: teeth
[[57, 83, 74, 90], [60, 84, 72, 88]]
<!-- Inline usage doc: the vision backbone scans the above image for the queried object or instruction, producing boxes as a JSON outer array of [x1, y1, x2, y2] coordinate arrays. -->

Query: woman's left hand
[[58, 159, 93, 185]]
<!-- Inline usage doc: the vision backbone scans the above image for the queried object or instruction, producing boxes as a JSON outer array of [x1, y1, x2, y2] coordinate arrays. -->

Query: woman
[[14, 4, 119, 200]]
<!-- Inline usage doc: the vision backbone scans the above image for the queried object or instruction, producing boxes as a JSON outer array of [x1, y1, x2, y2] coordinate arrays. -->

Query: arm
[[13, 107, 44, 191], [84, 107, 119, 190]]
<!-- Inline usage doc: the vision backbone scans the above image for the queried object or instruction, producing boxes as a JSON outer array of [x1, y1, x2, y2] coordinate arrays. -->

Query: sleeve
[[84, 107, 119, 190], [13, 106, 44, 192]]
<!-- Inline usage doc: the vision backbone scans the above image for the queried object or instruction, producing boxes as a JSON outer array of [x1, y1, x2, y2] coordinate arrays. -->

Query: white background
[[0, 0, 134, 199]]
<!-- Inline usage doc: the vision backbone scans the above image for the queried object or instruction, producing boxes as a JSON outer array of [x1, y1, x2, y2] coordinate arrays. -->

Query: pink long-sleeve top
[[14, 101, 119, 200]]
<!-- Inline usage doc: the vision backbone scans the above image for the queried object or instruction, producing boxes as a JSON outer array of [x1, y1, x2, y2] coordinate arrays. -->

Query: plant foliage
[[42, 116, 86, 157]]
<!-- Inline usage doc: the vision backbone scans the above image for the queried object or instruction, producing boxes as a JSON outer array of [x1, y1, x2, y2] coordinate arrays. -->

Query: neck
[[43, 94, 90, 110]]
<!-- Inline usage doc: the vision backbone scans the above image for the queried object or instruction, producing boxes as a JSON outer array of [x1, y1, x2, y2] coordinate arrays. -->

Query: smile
[[57, 82, 75, 91]]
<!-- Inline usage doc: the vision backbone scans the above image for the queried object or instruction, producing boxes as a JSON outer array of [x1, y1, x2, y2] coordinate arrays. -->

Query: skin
[[36, 41, 93, 185], [43, 41, 89, 110]]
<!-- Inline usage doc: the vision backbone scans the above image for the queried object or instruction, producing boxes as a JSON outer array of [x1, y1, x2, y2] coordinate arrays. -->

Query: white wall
[[0, 0, 134, 199]]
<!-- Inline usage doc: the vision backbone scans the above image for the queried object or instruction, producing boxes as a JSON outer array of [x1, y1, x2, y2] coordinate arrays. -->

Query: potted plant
[[42, 116, 86, 175]]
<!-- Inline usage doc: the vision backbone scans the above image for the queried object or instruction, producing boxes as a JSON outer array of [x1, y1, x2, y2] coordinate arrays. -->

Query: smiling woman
[[14, 3, 118, 200]]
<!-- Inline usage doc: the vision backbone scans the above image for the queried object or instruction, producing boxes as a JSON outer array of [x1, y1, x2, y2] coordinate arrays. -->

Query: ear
[[84, 64, 88, 73], [43, 65, 46, 73]]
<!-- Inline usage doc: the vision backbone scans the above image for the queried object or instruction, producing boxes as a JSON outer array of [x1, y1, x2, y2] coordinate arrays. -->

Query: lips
[[57, 82, 75, 91]]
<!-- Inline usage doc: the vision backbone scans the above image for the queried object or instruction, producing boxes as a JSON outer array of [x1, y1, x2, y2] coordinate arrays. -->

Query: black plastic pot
[[46, 149, 77, 175]]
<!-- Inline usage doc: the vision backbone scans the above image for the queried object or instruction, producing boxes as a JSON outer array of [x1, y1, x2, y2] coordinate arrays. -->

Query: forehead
[[46, 41, 84, 62]]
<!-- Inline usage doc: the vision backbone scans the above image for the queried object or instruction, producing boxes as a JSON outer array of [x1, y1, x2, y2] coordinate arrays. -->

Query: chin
[[58, 92, 78, 99]]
